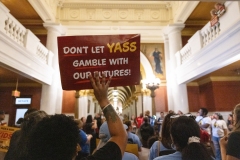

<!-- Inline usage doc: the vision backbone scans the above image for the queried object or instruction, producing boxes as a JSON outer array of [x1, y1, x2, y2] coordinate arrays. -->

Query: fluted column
[[40, 23, 66, 114], [163, 24, 189, 113]]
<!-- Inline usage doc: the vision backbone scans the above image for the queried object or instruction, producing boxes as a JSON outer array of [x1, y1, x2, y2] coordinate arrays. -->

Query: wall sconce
[[12, 78, 20, 97]]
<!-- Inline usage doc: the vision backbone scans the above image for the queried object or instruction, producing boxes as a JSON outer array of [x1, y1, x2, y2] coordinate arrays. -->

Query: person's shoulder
[[123, 152, 139, 160], [90, 141, 121, 160], [153, 151, 181, 160], [150, 140, 158, 149], [153, 152, 182, 160], [204, 116, 211, 120], [229, 131, 240, 138], [204, 116, 212, 122], [132, 133, 140, 139]]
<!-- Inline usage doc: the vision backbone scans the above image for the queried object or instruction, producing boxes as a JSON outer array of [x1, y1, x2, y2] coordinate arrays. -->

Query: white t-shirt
[[211, 119, 227, 137], [198, 116, 212, 135], [195, 116, 203, 122]]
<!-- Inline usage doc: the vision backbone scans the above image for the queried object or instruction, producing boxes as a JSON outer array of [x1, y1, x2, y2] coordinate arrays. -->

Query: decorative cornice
[[185, 20, 210, 26], [60, 8, 170, 24], [62, 2, 167, 9], [18, 19, 44, 26], [187, 82, 199, 86], [198, 76, 240, 85]]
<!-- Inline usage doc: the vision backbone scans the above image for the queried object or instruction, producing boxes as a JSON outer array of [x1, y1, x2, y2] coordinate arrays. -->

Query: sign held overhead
[[57, 34, 140, 90]]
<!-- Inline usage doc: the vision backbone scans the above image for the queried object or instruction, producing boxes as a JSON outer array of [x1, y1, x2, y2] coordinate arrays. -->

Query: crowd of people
[[1, 72, 240, 160]]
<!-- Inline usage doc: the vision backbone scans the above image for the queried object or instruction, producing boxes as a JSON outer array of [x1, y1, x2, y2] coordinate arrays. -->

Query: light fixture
[[112, 90, 119, 96], [142, 77, 161, 115], [12, 78, 20, 97]]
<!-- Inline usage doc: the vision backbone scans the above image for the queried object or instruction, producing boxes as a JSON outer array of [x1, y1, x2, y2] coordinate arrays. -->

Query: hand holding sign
[[58, 34, 140, 90], [89, 72, 111, 108]]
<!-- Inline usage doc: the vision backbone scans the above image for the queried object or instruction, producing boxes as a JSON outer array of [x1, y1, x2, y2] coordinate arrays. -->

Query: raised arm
[[89, 72, 127, 156]]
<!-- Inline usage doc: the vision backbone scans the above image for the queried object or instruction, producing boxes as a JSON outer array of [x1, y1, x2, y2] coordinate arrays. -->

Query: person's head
[[98, 121, 127, 149], [213, 113, 223, 120], [75, 119, 83, 129], [145, 110, 150, 116], [16, 117, 24, 125], [160, 112, 164, 117], [21, 110, 48, 132], [233, 103, 240, 131], [86, 115, 93, 123], [159, 113, 175, 149], [147, 135, 158, 148], [168, 110, 174, 114], [95, 113, 100, 118], [0, 110, 5, 121], [228, 114, 233, 121], [124, 120, 132, 132], [80, 117, 86, 123], [139, 113, 143, 117], [143, 116, 149, 124], [131, 115, 135, 120], [28, 114, 80, 160], [170, 116, 212, 160], [198, 108, 208, 117], [24, 108, 38, 118], [177, 110, 183, 115]]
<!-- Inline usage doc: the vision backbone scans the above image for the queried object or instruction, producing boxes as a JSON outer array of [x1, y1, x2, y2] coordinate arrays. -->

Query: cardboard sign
[[0, 126, 20, 152], [58, 34, 140, 90]]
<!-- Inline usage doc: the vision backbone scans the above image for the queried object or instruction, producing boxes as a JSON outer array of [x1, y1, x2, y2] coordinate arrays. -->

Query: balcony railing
[[0, 2, 53, 66], [176, 1, 239, 66]]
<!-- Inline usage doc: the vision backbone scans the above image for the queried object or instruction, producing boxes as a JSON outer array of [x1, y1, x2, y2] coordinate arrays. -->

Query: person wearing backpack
[[140, 117, 154, 148]]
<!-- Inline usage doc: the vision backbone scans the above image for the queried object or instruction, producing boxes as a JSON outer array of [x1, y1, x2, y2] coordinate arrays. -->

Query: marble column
[[136, 93, 142, 116], [75, 90, 91, 119], [163, 24, 189, 113], [40, 23, 66, 114], [163, 34, 173, 111], [142, 91, 152, 115]]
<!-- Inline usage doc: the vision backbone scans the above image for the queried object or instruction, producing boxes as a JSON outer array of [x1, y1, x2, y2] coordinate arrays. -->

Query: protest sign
[[0, 126, 20, 152], [57, 34, 140, 90]]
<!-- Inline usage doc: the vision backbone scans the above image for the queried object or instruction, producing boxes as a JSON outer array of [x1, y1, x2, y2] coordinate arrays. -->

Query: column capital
[[162, 24, 185, 35], [43, 23, 67, 35], [162, 34, 169, 43], [75, 90, 80, 98]]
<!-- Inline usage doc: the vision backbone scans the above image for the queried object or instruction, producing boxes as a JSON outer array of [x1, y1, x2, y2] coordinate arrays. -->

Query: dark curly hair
[[28, 114, 79, 160]]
